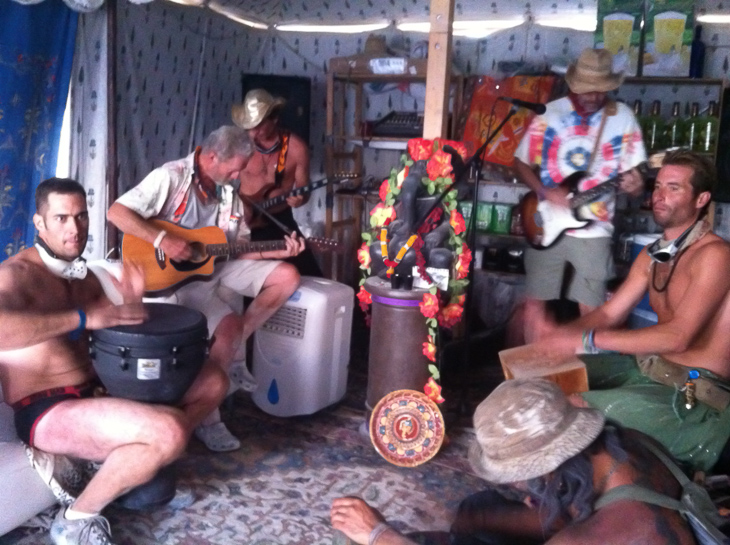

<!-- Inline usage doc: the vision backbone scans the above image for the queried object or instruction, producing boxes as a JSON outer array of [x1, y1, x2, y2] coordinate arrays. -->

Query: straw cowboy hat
[[565, 48, 624, 94], [231, 89, 286, 130], [468, 379, 605, 484]]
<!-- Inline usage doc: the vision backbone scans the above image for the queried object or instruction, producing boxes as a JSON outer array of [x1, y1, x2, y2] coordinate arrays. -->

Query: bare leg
[[578, 302, 597, 316], [240, 262, 299, 344], [33, 398, 189, 514]]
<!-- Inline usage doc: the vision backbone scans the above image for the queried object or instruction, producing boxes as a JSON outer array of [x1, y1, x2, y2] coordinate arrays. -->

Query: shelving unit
[[324, 68, 464, 284]]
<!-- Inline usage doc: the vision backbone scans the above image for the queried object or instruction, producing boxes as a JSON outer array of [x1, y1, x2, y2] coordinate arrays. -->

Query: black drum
[[90, 303, 208, 405]]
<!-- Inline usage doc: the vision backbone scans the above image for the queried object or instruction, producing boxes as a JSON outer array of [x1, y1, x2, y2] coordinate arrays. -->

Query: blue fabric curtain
[[0, 0, 78, 258]]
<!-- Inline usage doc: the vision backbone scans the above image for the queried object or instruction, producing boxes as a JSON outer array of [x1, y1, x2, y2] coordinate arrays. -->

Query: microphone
[[497, 97, 547, 115]]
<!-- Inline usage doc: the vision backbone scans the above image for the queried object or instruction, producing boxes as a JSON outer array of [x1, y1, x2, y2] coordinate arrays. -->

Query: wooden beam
[[423, 0, 454, 139]]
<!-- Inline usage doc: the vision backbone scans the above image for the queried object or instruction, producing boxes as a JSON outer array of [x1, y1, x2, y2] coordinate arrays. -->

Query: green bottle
[[642, 100, 665, 152], [664, 101, 686, 149], [698, 101, 720, 154], [685, 102, 701, 151]]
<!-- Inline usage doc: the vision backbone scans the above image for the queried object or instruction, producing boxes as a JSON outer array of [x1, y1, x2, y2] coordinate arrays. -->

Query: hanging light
[[697, 14, 730, 24], [208, 1, 269, 29], [396, 19, 524, 39], [275, 22, 391, 33], [535, 14, 597, 31]]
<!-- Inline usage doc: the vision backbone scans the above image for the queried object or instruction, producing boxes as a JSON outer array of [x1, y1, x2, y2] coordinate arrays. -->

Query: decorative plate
[[369, 389, 445, 467]]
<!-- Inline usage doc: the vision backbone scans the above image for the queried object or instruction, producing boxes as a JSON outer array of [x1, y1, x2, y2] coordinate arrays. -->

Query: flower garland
[[356, 138, 472, 405]]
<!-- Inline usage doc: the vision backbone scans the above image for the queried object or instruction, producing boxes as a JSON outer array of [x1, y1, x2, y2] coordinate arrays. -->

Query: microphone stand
[[449, 105, 521, 415]]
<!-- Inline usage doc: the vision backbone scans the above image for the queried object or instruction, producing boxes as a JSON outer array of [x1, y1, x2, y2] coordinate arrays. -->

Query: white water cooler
[[251, 277, 354, 417]]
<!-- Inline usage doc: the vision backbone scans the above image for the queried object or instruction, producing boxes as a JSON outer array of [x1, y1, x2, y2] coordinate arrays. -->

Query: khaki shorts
[[524, 235, 613, 307], [146, 258, 282, 334]]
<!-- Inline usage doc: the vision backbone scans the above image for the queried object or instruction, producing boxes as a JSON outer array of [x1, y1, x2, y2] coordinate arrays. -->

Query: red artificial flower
[[419, 292, 440, 319], [455, 244, 472, 280], [424, 377, 445, 404], [422, 338, 437, 362], [426, 148, 453, 181], [356, 286, 372, 309], [437, 139, 469, 161], [408, 138, 434, 161], [357, 242, 372, 269], [449, 209, 466, 235], [379, 179, 391, 202], [417, 207, 443, 235], [370, 203, 396, 227], [438, 302, 464, 328]]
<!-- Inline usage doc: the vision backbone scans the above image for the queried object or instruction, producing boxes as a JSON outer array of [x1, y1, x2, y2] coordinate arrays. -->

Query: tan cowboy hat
[[468, 379, 605, 484], [231, 89, 286, 130], [565, 48, 624, 94]]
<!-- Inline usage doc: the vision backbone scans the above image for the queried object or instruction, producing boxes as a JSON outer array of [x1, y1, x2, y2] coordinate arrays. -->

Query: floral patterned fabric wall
[[101, 0, 730, 253]]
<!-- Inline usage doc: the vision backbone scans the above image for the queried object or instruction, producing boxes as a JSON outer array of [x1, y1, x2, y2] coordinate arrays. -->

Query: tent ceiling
[[208, 0, 598, 28]]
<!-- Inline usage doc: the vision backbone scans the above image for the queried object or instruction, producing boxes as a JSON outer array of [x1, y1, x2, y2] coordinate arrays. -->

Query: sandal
[[229, 359, 258, 393], [194, 422, 241, 452]]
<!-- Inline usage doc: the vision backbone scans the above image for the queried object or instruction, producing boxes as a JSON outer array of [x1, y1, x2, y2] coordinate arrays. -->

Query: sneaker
[[228, 359, 257, 393], [166, 484, 196, 510], [50, 508, 114, 545], [194, 422, 241, 452]]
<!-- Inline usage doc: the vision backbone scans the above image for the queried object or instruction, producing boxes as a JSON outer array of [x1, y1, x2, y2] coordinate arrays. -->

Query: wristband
[[153, 230, 167, 249], [368, 522, 391, 545], [68, 309, 86, 341]]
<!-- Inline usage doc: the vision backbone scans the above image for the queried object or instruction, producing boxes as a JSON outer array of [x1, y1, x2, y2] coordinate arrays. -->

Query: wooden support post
[[423, 0, 455, 139]]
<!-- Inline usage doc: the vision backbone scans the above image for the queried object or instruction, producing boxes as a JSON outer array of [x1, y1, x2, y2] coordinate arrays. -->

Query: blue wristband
[[68, 309, 86, 341]]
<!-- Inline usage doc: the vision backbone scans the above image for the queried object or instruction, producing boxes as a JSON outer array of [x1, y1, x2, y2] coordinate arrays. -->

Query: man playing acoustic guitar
[[108, 125, 305, 452], [514, 48, 645, 334], [232, 88, 323, 276]]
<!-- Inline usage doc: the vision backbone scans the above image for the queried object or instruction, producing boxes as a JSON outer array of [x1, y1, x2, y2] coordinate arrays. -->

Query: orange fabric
[[462, 75, 557, 167]]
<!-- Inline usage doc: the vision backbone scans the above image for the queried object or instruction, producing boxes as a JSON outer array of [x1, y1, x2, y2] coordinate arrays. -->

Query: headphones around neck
[[646, 225, 695, 263]]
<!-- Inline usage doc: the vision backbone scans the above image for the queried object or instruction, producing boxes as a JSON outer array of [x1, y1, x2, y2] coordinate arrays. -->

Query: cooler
[[251, 277, 354, 417], [628, 233, 661, 329]]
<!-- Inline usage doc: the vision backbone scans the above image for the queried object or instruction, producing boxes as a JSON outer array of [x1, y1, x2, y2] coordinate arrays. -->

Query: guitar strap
[[584, 100, 616, 175], [242, 194, 293, 236], [274, 131, 290, 189]]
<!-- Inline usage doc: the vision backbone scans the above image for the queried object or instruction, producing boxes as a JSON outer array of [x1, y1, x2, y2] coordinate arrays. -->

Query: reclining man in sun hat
[[331, 379, 697, 545]]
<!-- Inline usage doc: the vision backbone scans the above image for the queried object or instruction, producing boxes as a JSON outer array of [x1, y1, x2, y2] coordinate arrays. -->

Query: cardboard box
[[499, 344, 589, 396], [329, 56, 428, 76]]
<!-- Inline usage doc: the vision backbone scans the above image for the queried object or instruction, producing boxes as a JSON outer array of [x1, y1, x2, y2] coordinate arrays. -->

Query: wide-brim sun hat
[[468, 378, 605, 484], [565, 48, 624, 94], [231, 89, 286, 130]]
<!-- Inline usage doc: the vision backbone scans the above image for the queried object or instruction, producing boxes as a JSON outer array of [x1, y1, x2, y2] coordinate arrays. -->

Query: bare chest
[[649, 260, 692, 317], [240, 153, 296, 200]]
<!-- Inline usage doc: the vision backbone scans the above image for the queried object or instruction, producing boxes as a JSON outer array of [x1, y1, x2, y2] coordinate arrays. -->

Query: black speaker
[[241, 74, 311, 146]]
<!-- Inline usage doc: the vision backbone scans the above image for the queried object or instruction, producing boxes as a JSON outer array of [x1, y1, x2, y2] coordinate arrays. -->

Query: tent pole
[[105, 0, 119, 257]]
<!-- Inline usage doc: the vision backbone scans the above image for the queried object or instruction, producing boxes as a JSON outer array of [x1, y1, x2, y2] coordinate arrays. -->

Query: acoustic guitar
[[121, 220, 340, 293], [519, 158, 661, 249]]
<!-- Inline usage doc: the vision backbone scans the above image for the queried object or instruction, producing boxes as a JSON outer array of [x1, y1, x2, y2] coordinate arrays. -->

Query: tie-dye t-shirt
[[514, 96, 646, 237]]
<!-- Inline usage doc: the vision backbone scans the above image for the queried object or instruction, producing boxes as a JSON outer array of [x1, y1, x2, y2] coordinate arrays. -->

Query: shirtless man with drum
[[0, 178, 226, 545]]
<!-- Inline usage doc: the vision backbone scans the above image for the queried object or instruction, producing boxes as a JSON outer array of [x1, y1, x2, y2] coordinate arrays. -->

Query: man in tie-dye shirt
[[514, 49, 646, 332]]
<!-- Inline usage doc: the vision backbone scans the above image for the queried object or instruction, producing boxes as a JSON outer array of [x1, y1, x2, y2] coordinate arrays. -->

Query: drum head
[[101, 303, 206, 336], [369, 389, 445, 467]]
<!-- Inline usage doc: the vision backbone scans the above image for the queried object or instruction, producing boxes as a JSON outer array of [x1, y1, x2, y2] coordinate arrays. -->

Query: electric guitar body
[[520, 158, 660, 249]]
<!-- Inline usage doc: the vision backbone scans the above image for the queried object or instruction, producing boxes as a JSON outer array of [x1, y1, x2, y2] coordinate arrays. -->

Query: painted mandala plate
[[369, 389, 445, 467]]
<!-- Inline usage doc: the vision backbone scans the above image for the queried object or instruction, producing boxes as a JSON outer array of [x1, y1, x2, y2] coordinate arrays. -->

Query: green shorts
[[524, 235, 613, 307], [579, 353, 730, 473]]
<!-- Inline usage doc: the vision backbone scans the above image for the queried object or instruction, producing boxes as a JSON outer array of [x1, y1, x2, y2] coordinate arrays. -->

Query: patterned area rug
[[1, 371, 487, 545]]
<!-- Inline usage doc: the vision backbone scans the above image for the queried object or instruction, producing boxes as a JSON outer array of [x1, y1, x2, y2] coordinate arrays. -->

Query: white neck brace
[[35, 243, 87, 280]]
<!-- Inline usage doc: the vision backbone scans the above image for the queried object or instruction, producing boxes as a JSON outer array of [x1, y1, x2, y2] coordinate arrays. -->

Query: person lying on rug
[[108, 125, 304, 452], [0, 178, 228, 545], [331, 379, 697, 545], [525, 149, 730, 475]]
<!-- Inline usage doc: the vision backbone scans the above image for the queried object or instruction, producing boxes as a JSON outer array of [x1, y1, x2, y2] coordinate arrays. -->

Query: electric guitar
[[121, 220, 341, 293], [519, 158, 661, 249], [257, 176, 348, 210]]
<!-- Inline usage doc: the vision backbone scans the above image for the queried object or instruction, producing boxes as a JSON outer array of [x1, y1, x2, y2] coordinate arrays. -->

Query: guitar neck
[[261, 179, 329, 210], [570, 162, 653, 209], [206, 240, 286, 257]]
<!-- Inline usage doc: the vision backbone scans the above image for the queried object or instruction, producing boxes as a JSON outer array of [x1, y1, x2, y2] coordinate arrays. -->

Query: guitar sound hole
[[189, 242, 207, 262]]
